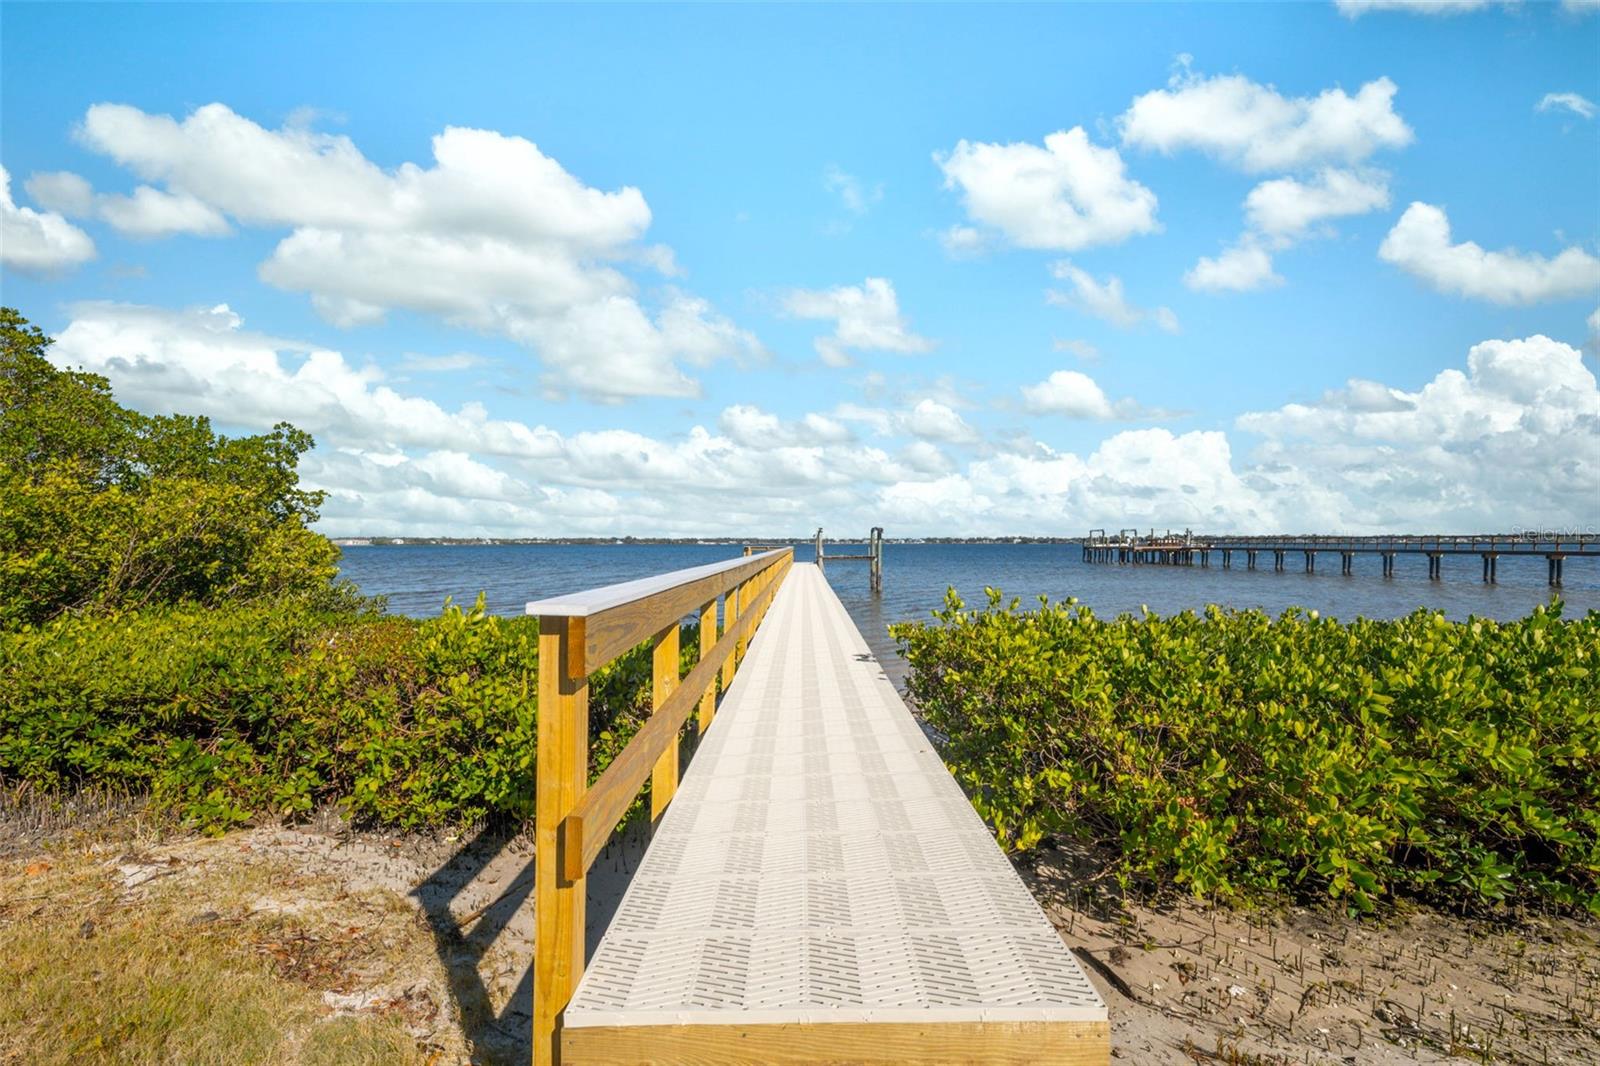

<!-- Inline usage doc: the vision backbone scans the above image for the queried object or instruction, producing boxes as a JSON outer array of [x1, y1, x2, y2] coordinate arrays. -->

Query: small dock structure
[[1083, 530, 1597, 586], [526, 551, 1106, 1064], [813, 525, 885, 591]]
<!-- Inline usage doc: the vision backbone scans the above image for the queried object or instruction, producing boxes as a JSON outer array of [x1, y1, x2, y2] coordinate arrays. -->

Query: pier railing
[[524, 547, 794, 1065]]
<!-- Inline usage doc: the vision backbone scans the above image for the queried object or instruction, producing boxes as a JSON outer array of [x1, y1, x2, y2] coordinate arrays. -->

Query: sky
[[2, 1, 1598, 538]]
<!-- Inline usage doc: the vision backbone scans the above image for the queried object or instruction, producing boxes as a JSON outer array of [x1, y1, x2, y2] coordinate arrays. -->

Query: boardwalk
[[531, 560, 1107, 1064]]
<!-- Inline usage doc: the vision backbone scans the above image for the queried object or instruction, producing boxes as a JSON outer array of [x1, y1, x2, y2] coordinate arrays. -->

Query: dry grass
[[0, 820, 459, 1065]]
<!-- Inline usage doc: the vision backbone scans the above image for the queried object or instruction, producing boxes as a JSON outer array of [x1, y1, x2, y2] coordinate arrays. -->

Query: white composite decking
[[563, 563, 1106, 1038]]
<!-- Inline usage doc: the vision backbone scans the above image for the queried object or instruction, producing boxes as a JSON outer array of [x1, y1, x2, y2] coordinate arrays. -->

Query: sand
[[5, 798, 1596, 1064]]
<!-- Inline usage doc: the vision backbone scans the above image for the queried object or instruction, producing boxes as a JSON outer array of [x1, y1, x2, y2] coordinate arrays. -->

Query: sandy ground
[[1022, 841, 1600, 1065], [5, 796, 1597, 1064]]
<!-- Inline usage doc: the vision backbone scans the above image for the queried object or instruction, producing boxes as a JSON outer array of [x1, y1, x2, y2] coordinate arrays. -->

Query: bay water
[[337, 541, 1598, 669]]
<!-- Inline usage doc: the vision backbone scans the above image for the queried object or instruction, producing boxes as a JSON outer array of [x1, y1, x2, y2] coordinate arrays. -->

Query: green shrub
[[1, 307, 345, 627], [892, 592, 1600, 914], [0, 307, 712, 834], [0, 596, 675, 831]]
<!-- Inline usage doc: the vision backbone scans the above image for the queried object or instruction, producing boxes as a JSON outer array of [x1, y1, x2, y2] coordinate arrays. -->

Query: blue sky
[[3, 1, 1597, 536]]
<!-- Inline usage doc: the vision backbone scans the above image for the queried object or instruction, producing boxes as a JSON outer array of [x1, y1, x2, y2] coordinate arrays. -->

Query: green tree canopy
[[1, 307, 344, 626]]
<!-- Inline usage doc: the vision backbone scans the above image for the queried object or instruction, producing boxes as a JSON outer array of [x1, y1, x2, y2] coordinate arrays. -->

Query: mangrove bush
[[892, 591, 1600, 914]]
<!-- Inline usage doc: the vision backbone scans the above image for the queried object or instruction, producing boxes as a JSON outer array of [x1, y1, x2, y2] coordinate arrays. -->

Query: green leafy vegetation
[[892, 590, 1600, 914], [1, 307, 345, 628], [0, 596, 676, 831], [0, 308, 688, 832]]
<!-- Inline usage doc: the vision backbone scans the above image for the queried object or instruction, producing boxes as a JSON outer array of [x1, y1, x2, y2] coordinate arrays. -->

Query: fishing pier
[[1083, 530, 1598, 586], [524, 547, 1106, 1064]]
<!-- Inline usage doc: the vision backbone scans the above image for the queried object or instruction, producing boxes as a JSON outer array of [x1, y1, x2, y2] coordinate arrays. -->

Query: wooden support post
[[721, 585, 740, 689], [534, 617, 589, 1066], [697, 598, 717, 733], [735, 578, 752, 665], [650, 623, 679, 821]]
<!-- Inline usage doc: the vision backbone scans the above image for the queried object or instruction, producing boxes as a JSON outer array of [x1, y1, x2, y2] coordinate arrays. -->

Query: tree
[[1, 307, 345, 626]]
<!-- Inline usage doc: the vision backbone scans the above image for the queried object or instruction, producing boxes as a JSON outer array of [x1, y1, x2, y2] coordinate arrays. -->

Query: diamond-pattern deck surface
[[564, 564, 1106, 1028]]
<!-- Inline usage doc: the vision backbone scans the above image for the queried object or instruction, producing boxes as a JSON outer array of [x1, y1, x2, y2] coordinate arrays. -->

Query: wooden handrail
[[558, 567, 785, 881], [525, 547, 794, 1066], [528, 549, 789, 680]]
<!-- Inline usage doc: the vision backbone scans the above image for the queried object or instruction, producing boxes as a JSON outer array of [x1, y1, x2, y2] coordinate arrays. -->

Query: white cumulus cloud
[[1, 166, 96, 274], [1021, 369, 1164, 420], [1121, 65, 1406, 293], [1185, 242, 1284, 293], [1022, 370, 1115, 419], [23, 168, 231, 238], [1379, 202, 1600, 305], [903, 398, 979, 444], [1186, 169, 1390, 293], [781, 277, 934, 366], [1244, 168, 1391, 241], [45, 300, 948, 537], [68, 102, 759, 401], [1238, 334, 1600, 530], [935, 127, 1159, 252], [98, 186, 232, 238], [25, 171, 95, 216], [718, 405, 854, 449], [1119, 69, 1413, 173], [43, 300, 1595, 537]]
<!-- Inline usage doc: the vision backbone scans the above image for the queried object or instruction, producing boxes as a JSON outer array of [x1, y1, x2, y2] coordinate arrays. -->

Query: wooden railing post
[[534, 616, 588, 1066], [698, 599, 717, 733], [735, 577, 752, 665], [722, 586, 740, 689], [650, 623, 680, 821]]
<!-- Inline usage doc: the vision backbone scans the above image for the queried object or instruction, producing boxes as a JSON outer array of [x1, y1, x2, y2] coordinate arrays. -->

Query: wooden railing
[[523, 548, 794, 1066]]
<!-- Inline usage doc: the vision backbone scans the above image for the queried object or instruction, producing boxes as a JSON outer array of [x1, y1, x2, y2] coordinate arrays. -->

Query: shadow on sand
[[410, 818, 649, 1064]]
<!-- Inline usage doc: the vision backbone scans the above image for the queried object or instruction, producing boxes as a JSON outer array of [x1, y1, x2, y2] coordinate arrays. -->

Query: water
[[337, 542, 1598, 669]]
